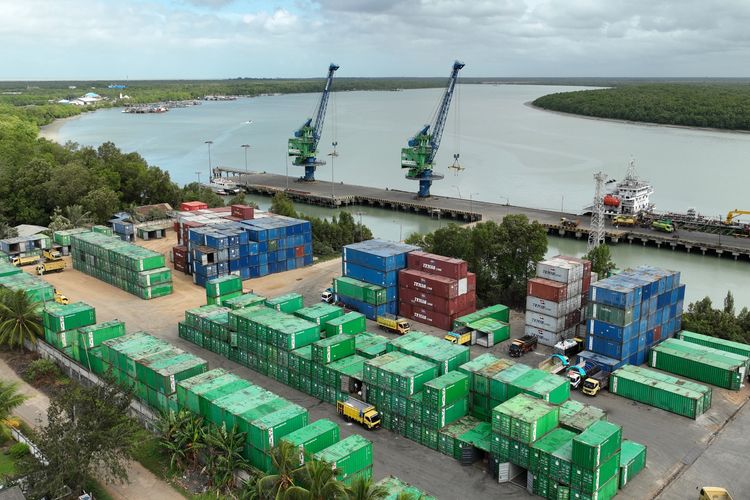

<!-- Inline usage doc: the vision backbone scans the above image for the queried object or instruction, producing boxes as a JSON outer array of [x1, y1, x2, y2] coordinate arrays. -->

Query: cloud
[[182, 0, 236, 7]]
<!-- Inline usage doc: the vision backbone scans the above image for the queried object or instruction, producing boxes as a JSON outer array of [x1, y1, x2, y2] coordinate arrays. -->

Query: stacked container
[[580, 265, 686, 371], [266, 293, 305, 313], [332, 276, 388, 315], [222, 292, 266, 310], [53, 228, 90, 255], [338, 239, 418, 319], [323, 312, 366, 337], [386, 332, 470, 375], [418, 371, 470, 449], [74, 320, 126, 370], [362, 352, 441, 446], [110, 214, 135, 242], [42, 302, 97, 353], [525, 255, 590, 346], [452, 304, 510, 329], [95, 331, 208, 413], [205, 275, 243, 306], [398, 250, 476, 330], [280, 419, 340, 467], [179, 305, 233, 358], [374, 476, 436, 500], [313, 434, 373, 486], [618, 440, 647, 489], [0, 233, 51, 260], [558, 400, 607, 433], [678, 329, 750, 358], [649, 338, 748, 390], [0, 268, 54, 303], [70, 231, 173, 299], [354, 332, 389, 359], [569, 421, 622, 500], [295, 303, 344, 330]]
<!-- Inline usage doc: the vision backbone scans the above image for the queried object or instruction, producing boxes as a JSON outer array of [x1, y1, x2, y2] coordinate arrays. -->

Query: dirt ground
[[26, 230, 750, 499]]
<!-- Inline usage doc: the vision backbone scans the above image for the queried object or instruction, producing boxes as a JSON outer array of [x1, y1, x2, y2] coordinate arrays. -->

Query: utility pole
[[195, 171, 201, 184], [241, 144, 250, 172], [588, 172, 607, 251], [331, 141, 337, 205], [204, 140, 213, 181]]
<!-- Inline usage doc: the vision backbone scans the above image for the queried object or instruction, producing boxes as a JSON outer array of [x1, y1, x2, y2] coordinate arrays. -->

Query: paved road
[[231, 172, 750, 257], [0, 358, 185, 500]]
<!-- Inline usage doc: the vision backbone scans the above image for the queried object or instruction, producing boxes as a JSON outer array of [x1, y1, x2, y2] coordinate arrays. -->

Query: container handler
[[509, 335, 537, 358], [538, 354, 570, 375], [581, 372, 609, 396], [376, 314, 410, 335], [337, 397, 381, 430]]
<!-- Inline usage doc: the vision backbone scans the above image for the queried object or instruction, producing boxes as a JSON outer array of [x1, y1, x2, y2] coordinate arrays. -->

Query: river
[[42, 85, 750, 307]]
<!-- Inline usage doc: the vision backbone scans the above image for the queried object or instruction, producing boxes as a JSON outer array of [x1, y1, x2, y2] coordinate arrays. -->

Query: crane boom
[[401, 61, 465, 198], [288, 63, 339, 182]]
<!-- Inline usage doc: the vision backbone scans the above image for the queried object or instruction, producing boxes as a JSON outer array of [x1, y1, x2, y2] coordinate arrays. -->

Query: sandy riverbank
[[38, 113, 85, 142]]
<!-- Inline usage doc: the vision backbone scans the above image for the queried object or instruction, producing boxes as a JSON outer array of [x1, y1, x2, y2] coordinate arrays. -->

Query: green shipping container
[[457, 353, 501, 391], [618, 440, 647, 488], [206, 275, 243, 298], [295, 303, 345, 328], [571, 421, 622, 470], [314, 435, 373, 483], [266, 293, 304, 313], [572, 450, 620, 493], [137, 267, 173, 288], [280, 419, 340, 466], [609, 368, 708, 419], [453, 304, 510, 328], [0, 261, 22, 278], [42, 302, 96, 334], [311, 335, 356, 365], [438, 416, 481, 459], [381, 355, 439, 397], [374, 476, 436, 500], [141, 352, 208, 395], [492, 394, 560, 444], [550, 439, 574, 485], [248, 404, 308, 452], [509, 369, 570, 405], [324, 312, 366, 337], [354, 332, 389, 359], [223, 292, 266, 310], [619, 364, 712, 411], [570, 473, 618, 500], [559, 400, 607, 433], [53, 227, 89, 246], [530, 428, 577, 475], [490, 363, 532, 402], [467, 317, 510, 345], [207, 290, 243, 306], [678, 330, 750, 359], [387, 332, 470, 375], [76, 320, 126, 350], [456, 421, 493, 453], [333, 276, 387, 305], [421, 397, 468, 429], [586, 302, 636, 327], [650, 339, 748, 390], [423, 371, 470, 411]]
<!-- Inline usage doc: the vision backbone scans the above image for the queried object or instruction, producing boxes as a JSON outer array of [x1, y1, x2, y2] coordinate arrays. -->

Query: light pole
[[470, 192, 479, 217], [204, 140, 213, 181], [241, 144, 250, 173], [285, 153, 289, 191], [392, 220, 403, 242], [329, 141, 338, 205], [195, 171, 202, 184]]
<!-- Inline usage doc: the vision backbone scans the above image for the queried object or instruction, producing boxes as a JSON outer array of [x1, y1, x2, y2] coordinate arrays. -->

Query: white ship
[[582, 160, 654, 216], [204, 177, 242, 196]]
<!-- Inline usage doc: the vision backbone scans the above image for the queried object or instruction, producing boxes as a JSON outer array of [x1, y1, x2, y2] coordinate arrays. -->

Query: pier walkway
[[216, 169, 750, 261]]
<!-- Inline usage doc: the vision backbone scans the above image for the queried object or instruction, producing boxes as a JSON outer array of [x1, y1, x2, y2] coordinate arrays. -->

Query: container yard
[[6, 228, 750, 500]]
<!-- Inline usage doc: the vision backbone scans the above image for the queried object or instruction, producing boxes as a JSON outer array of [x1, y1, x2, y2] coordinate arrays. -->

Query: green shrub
[[23, 358, 60, 383], [8, 442, 29, 459]]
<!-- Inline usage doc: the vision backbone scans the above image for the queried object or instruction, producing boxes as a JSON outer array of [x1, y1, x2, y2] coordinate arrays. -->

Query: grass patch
[[83, 476, 115, 500], [131, 429, 171, 478], [0, 451, 17, 478]]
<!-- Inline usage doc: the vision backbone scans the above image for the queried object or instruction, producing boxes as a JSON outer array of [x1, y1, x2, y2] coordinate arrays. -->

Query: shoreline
[[524, 101, 750, 135], [39, 113, 85, 142]]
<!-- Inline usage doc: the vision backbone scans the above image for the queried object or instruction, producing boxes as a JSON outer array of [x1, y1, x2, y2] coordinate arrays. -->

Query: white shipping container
[[525, 311, 566, 332], [498, 461, 524, 483], [536, 258, 584, 284], [458, 277, 468, 295], [526, 295, 582, 317], [524, 325, 576, 347]]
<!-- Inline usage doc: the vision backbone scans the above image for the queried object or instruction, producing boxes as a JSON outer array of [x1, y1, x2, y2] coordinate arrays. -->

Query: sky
[[2, 0, 750, 79]]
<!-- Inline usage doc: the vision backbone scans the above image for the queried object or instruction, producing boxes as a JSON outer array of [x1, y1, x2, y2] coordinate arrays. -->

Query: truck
[[538, 354, 570, 375], [376, 314, 410, 335], [560, 217, 579, 229], [337, 397, 381, 430], [509, 335, 538, 358], [54, 289, 69, 305], [444, 327, 474, 345], [36, 260, 66, 275], [581, 372, 609, 396], [10, 254, 40, 267], [321, 288, 334, 304], [554, 337, 584, 357], [699, 487, 734, 500], [652, 219, 675, 233], [613, 215, 636, 227], [43, 249, 63, 261], [568, 363, 601, 390]]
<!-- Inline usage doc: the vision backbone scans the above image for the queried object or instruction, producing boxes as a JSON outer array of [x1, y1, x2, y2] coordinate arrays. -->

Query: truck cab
[[699, 487, 734, 500], [337, 398, 381, 430], [582, 372, 609, 396], [509, 335, 538, 358], [43, 249, 63, 261], [321, 288, 334, 304], [569, 364, 601, 390], [376, 314, 410, 335], [445, 327, 473, 345]]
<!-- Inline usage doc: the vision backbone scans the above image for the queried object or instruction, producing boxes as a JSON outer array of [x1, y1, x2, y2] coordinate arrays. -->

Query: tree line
[[682, 291, 750, 343], [533, 84, 750, 131]]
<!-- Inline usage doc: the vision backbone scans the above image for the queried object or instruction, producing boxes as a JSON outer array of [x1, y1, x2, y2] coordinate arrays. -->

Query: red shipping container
[[173, 245, 187, 260], [174, 261, 187, 273], [653, 326, 662, 342], [231, 204, 255, 220], [180, 201, 208, 211], [466, 272, 476, 292], [582, 274, 592, 294], [173, 221, 180, 233], [407, 251, 468, 279], [206, 207, 232, 214], [399, 269, 459, 299], [398, 287, 476, 316], [399, 303, 454, 331], [527, 278, 568, 302], [295, 246, 305, 258]]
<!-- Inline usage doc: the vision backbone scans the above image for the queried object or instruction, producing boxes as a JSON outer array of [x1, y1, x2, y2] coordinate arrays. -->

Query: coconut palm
[[291, 459, 347, 500], [0, 289, 43, 348], [204, 422, 249, 492], [0, 380, 27, 435], [64, 204, 94, 228], [346, 476, 388, 500], [158, 409, 206, 472], [256, 440, 305, 499]]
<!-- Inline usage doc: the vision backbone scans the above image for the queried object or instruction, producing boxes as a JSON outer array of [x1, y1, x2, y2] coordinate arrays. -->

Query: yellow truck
[[43, 249, 63, 261], [54, 289, 69, 305], [444, 327, 473, 345], [10, 254, 40, 267], [699, 487, 733, 500], [36, 260, 66, 275], [613, 215, 636, 227], [337, 398, 381, 430], [376, 314, 410, 335]]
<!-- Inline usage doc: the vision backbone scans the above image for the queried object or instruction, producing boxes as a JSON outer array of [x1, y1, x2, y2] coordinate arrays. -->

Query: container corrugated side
[[678, 330, 750, 358], [618, 440, 647, 488], [571, 421, 622, 470], [650, 340, 746, 390], [609, 368, 706, 419]]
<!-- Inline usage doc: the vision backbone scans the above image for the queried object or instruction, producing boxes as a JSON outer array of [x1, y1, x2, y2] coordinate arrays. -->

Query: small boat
[[205, 178, 241, 195]]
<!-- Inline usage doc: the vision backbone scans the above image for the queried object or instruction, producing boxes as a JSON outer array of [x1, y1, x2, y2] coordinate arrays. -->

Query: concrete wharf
[[215, 168, 750, 262]]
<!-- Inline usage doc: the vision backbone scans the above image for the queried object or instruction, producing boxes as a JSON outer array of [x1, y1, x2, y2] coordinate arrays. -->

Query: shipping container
[[678, 330, 750, 359], [650, 339, 748, 390], [354, 332, 389, 359], [398, 286, 475, 316], [422, 397, 468, 429], [527, 295, 582, 318], [386, 332, 470, 375], [333, 276, 387, 305], [406, 250, 468, 279], [609, 367, 708, 419], [374, 476, 436, 500], [324, 312, 366, 337], [313, 434, 373, 484], [42, 302, 96, 334], [223, 292, 266, 310], [530, 428, 577, 476], [559, 400, 607, 433], [572, 450, 620, 493], [265, 293, 304, 313], [492, 394, 559, 444], [423, 371, 470, 410], [342, 239, 418, 272], [536, 258, 584, 284], [618, 440, 647, 488], [489, 363, 531, 403], [311, 335, 356, 364], [570, 473, 618, 500], [467, 317, 510, 347], [399, 269, 461, 299], [206, 275, 243, 298], [571, 421, 622, 470], [295, 303, 345, 328], [619, 364, 712, 411], [527, 278, 570, 303], [453, 304, 510, 328], [76, 320, 126, 350], [509, 369, 570, 405]]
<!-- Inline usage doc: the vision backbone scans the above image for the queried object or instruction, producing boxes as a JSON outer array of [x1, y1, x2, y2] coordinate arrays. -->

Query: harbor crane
[[401, 61, 465, 198], [288, 63, 339, 182]]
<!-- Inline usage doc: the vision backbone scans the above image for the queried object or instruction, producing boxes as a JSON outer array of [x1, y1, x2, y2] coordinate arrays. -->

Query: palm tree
[[64, 204, 94, 228], [256, 440, 304, 499], [0, 221, 18, 240], [292, 459, 347, 500], [204, 422, 249, 492], [0, 289, 43, 349], [157, 409, 206, 472], [346, 476, 388, 500], [0, 380, 27, 437]]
